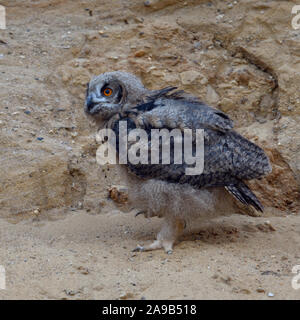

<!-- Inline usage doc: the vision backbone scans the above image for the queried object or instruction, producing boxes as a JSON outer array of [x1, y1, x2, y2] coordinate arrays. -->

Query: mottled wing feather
[[134, 99, 234, 133], [114, 118, 270, 186], [112, 97, 271, 210], [225, 182, 264, 212]]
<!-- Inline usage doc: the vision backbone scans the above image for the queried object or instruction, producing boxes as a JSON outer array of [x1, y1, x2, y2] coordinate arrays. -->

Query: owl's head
[[85, 71, 148, 122]]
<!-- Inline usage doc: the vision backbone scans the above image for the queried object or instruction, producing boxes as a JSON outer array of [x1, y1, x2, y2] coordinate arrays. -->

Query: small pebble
[[64, 289, 76, 296], [268, 292, 274, 297], [120, 292, 134, 300], [134, 50, 146, 57]]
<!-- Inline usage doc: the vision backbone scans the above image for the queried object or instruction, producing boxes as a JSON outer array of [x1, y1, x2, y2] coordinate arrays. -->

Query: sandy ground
[[0, 1, 299, 300], [0, 210, 300, 300]]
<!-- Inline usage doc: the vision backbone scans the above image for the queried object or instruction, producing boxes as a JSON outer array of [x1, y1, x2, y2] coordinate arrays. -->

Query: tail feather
[[225, 181, 264, 212]]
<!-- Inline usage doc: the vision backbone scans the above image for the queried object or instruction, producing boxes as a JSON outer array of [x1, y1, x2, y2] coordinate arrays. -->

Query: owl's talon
[[135, 211, 145, 217], [132, 245, 144, 252]]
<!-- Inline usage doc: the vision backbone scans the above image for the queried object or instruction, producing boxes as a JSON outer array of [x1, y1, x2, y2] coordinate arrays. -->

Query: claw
[[132, 245, 144, 252], [135, 211, 145, 217], [166, 250, 173, 255]]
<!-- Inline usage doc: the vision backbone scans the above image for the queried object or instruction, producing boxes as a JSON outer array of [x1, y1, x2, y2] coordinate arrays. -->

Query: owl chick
[[85, 71, 272, 254]]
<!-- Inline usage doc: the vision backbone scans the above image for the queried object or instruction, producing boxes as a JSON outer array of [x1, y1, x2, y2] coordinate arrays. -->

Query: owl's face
[[85, 71, 147, 121], [85, 75, 124, 120]]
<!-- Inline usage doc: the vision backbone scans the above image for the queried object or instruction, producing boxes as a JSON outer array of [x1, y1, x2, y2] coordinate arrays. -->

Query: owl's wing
[[114, 94, 271, 212], [125, 126, 271, 185], [130, 88, 234, 133]]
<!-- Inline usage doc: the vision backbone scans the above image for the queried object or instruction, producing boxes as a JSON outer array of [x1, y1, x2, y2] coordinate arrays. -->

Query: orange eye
[[103, 88, 113, 96]]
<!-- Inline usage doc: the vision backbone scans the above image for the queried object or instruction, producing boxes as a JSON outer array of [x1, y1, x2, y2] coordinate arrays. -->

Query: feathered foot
[[133, 218, 185, 254], [133, 239, 174, 254]]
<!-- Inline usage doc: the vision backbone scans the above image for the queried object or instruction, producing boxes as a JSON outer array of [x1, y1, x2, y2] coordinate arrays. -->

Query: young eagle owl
[[85, 71, 272, 254]]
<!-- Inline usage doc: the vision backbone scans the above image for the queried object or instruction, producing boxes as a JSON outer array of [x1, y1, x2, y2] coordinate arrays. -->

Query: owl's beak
[[85, 95, 97, 113], [85, 93, 108, 114]]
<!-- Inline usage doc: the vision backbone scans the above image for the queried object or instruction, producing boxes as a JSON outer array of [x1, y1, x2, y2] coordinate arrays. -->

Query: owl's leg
[[133, 218, 185, 254]]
